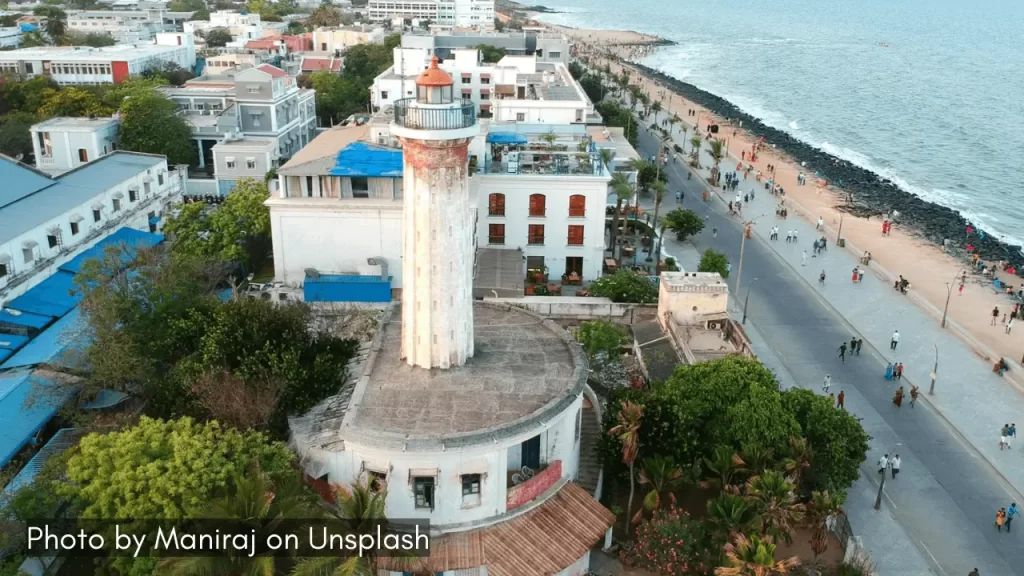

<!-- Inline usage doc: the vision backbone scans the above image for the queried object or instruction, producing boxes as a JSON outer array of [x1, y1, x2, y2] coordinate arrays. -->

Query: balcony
[[484, 151, 607, 177], [392, 98, 476, 131], [506, 460, 562, 511]]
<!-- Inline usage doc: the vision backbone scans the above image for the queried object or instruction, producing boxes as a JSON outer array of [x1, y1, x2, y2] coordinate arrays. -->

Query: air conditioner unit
[[707, 321, 720, 330]]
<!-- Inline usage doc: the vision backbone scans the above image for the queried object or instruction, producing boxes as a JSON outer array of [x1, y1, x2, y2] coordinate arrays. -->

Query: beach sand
[[559, 26, 1024, 369]]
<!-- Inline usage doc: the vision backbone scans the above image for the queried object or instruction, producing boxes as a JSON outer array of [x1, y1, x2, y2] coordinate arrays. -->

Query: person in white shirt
[[890, 455, 901, 478], [802, 251, 808, 266], [792, 229, 799, 241], [890, 330, 900, 350], [878, 454, 889, 475], [817, 216, 824, 230], [822, 374, 831, 393]]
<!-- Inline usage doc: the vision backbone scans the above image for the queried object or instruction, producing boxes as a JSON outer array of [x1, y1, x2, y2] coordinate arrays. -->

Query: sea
[[535, 0, 1024, 247]]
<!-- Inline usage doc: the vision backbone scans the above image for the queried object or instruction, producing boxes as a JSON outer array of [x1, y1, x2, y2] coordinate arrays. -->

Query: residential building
[[210, 138, 277, 195], [310, 25, 386, 53], [0, 33, 196, 86], [366, 0, 493, 27], [0, 26, 22, 49], [158, 64, 317, 188], [244, 34, 312, 58], [30, 117, 121, 176], [298, 54, 342, 74], [0, 151, 184, 304], [184, 10, 263, 45], [203, 52, 258, 72], [402, 28, 570, 65], [65, 9, 187, 42], [289, 61, 612, 576]]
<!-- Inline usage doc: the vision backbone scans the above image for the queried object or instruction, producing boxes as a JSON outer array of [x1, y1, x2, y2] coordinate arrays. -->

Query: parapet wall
[[487, 296, 657, 324]]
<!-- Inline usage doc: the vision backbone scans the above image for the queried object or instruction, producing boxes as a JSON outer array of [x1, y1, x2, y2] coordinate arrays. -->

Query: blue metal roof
[[18, 23, 38, 32], [4, 271, 80, 319], [0, 371, 77, 468], [0, 152, 165, 246], [328, 142, 403, 178], [3, 428, 76, 495], [59, 227, 164, 275], [0, 350, 11, 364], [82, 389, 128, 410], [0, 309, 52, 331], [0, 334, 31, 358], [487, 132, 529, 144], [0, 307, 86, 371]]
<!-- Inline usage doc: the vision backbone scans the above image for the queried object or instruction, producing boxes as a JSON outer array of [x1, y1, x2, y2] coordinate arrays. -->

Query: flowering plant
[[622, 506, 717, 575]]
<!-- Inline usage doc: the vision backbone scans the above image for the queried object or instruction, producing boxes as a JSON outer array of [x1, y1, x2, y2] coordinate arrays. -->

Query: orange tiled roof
[[416, 55, 453, 87]]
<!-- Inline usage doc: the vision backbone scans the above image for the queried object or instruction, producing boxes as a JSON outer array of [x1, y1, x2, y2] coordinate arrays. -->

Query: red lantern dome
[[416, 55, 453, 87]]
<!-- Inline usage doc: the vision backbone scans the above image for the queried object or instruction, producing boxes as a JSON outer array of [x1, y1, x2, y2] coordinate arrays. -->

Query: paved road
[[633, 124, 1024, 576]]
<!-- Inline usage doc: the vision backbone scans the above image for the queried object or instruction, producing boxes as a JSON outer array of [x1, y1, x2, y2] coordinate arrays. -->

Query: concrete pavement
[[632, 123, 1024, 575]]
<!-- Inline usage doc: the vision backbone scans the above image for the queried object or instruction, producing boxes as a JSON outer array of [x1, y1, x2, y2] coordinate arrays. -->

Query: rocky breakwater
[[628, 61, 1024, 271]]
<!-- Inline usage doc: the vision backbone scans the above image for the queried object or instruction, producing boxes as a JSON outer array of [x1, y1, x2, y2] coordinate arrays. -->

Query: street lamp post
[[941, 266, 967, 328], [742, 278, 758, 324], [734, 213, 768, 295], [874, 443, 902, 511], [930, 344, 938, 395]]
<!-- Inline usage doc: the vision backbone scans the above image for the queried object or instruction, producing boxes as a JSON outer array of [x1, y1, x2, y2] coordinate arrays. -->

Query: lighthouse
[[391, 56, 479, 369]]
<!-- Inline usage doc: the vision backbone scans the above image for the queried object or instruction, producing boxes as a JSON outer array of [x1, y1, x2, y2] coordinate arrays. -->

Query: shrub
[[589, 270, 658, 303], [623, 506, 716, 575], [698, 249, 729, 277]]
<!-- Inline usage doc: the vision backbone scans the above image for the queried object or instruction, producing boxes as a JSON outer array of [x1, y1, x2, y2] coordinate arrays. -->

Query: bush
[[574, 320, 628, 367], [589, 270, 658, 303], [698, 249, 729, 277], [623, 507, 716, 575], [663, 209, 705, 242]]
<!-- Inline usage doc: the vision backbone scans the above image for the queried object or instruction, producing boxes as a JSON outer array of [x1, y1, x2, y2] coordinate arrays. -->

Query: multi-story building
[[184, 10, 263, 46], [0, 33, 196, 86], [373, 47, 593, 123], [0, 26, 22, 49], [30, 117, 121, 176], [65, 9, 187, 42], [366, 0, 493, 27], [311, 25, 386, 53], [203, 52, 258, 72], [158, 64, 317, 191], [210, 137, 278, 195], [0, 151, 185, 304], [402, 28, 570, 65]]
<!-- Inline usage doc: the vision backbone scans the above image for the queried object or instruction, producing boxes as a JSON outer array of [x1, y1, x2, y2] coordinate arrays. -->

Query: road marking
[[919, 540, 947, 576]]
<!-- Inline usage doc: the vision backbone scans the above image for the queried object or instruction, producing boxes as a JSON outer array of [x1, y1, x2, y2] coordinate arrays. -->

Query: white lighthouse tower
[[391, 56, 479, 369]]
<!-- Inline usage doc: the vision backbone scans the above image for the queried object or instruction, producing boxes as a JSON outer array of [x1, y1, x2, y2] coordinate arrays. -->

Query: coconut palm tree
[[629, 157, 654, 194], [39, 7, 67, 42], [708, 138, 726, 184], [782, 436, 813, 489], [638, 456, 683, 513], [608, 401, 643, 532], [627, 85, 642, 110], [745, 470, 805, 543], [650, 100, 663, 127], [707, 493, 760, 538], [702, 445, 744, 491], [608, 172, 633, 257], [715, 533, 800, 576], [647, 180, 665, 264], [689, 135, 703, 166], [805, 490, 845, 560], [161, 466, 317, 576], [737, 443, 775, 479]]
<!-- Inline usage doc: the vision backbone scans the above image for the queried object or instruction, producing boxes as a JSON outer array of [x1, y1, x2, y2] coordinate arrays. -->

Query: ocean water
[[535, 0, 1024, 246]]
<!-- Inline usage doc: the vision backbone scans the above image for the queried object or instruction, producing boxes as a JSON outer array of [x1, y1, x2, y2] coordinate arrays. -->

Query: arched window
[[488, 193, 505, 216], [568, 194, 586, 217], [528, 193, 546, 217]]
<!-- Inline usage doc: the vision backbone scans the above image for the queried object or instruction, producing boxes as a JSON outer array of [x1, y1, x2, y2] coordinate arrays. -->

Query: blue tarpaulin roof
[[18, 23, 37, 32], [0, 308, 86, 371], [0, 309, 52, 331], [0, 350, 11, 364], [486, 132, 529, 144], [0, 370, 77, 468], [4, 271, 79, 319], [0, 334, 31, 358], [59, 227, 164, 275], [328, 142, 403, 178], [3, 428, 76, 495]]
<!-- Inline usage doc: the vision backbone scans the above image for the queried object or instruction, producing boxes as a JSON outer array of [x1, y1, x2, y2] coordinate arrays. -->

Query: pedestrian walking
[[890, 454, 901, 478], [1007, 317, 1015, 335], [712, 227, 718, 238], [910, 385, 919, 407], [850, 337, 857, 355], [997, 508, 1007, 531], [1011, 423, 1017, 442], [855, 338, 863, 355], [1002, 424, 1012, 450], [969, 568, 979, 576], [792, 229, 798, 241], [893, 386, 904, 407], [1007, 503, 1020, 532], [885, 362, 894, 380], [837, 342, 847, 363], [896, 362, 904, 380], [877, 454, 889, 475], [802, 251, 808, 266], [837, 390, 845, 409], [890, 330, 900, 350], [816, 216, 823, 230], [822, 374, 832, 393], [992, 306, 1000, 326], [786, 229, 792, 243]]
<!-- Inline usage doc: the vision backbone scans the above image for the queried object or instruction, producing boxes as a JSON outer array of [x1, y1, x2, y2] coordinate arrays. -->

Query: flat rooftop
[[345, 302, 585, 448], [31, 116, 118, 131], [0, 43, 184, 61]]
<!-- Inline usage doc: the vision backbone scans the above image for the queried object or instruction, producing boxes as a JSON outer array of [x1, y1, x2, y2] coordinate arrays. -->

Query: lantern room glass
[[418, 84, 453, 104]]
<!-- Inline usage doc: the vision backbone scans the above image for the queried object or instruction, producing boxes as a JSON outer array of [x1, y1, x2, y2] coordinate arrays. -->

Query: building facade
[[184, 10, 263, 45], [366, 0, 493, 27], [30, 117, 121, 176], [401, 29, 570, 64], [210, 138, 276, 195], [310, 25, 386, 52]]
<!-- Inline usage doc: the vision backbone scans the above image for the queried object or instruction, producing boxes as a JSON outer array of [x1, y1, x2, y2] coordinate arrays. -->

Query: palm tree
[[627, 85, 642, 110], [702, 445, 743, 491], [650, 100, 663, 127], [638, 456, 683, 514], [290, 481, 411, 576], [745, 470, 805, 543], [707, 493, 759, 538], [608, 401, 643, 532], [689, 135, 703, 166], [41, 8, 67, 42], [715, 533, 800, 576], [540, 130, 557, 150], [608, 172, 633, 257], [629, 157, 653, 193], [782, 437, 813, 489], [647, 180, 665, 265], [805, 490, 845, 560], [161, 467, 317, 576], [708, 138, 726, 184], [737, 443, 775, 479], [669, 113, 682, 135]]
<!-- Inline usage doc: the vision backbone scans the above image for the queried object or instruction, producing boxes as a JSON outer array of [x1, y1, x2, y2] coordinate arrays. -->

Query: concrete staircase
[[578, 397, 602, 496]]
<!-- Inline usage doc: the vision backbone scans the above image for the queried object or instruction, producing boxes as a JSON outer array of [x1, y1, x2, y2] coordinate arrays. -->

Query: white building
[[310, 25, 386, 53], [65, 9, 175, 42], [289, 59, 612, 575], [30, 116, 121, 176], [366, 0, 493, 28], [402, 28, 570, 65], [184, 10, 263, 45], [0, 26, 23, 49], [0, 33, 196, 86], [0, 152, 185, 304], [203, 52, 258, 72]]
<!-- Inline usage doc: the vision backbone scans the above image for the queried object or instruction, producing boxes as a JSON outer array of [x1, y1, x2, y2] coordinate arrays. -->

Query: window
[[461, 76, 471, 84], [247, 85, 260, 93], [112, 198, 121, 212], [70, 221, 79, 235], [488, 193, 505, 216], [250, 114, 261, 128], [226, 158, 236, 169], [488, 223, 505, 245], [46, 234, 58, 248], [380, 90, 388, 99], [550, 51, 562, 58], [246, 158, 256, 169], [461, 474, 481, 507], [129, 188, 137, 202], [93, 209, 102, 222], [22, 248, 33, 264], [528, 224, 545, 245], [158, 173, 164, 185], [78, 148, 89, 163], [528, 194, 546, 217], [516, 112, 526, 122], [38, 132, 52, 157], [480, 76, 490, 85], [568, 194, 586, 217], [480, 92, 490, 101], [568, 225, 584, 246], [413, 476, 435, 510], [351, 177, 369, 198], [0, 263, 6, 278]]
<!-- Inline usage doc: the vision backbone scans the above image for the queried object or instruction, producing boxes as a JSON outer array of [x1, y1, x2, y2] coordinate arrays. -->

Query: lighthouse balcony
[[393, 98, 477, 131]]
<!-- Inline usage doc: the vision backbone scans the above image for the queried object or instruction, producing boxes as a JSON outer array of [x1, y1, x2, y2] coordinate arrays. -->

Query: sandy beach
[[554, 24, 1024, 371]]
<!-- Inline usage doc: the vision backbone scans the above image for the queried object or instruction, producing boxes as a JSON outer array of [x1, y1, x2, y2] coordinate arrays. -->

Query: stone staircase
[[578, 396, 603, 496]]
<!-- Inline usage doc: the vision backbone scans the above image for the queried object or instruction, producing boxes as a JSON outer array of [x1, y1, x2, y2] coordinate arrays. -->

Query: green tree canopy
[[574, 320, 628, 368], [203, 27, 233, 47], [662, 208, 705, 241], [781, 389, 869, 494], [118, 90, 196, 164], [698, 248, 729, 278], [474, 44, 507, 63], [589, 270, 658, 303], [0, 112, 37, 161], [37, 86, 112, 118], [62, 31, 116, 47], [308, 4, 342, 27]]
